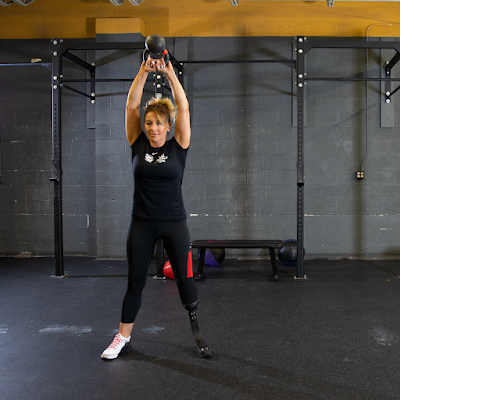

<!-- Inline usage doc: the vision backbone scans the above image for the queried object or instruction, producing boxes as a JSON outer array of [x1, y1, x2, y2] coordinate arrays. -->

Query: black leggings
[[121, 217, 198, 324]]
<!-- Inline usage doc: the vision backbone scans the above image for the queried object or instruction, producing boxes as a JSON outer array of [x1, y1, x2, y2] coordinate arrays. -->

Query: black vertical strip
[[296, 36, 305, 279], [51, 39, 64, 277]]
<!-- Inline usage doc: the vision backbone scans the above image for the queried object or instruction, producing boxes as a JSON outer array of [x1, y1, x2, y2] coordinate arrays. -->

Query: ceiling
[[1, 0, 399, 6]]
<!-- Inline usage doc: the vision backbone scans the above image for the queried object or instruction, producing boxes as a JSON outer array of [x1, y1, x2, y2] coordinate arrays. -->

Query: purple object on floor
[[198, 248, 225, 267]]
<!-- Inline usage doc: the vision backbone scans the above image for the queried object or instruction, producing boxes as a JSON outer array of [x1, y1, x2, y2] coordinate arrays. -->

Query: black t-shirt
[[131, 133, 188, 221]]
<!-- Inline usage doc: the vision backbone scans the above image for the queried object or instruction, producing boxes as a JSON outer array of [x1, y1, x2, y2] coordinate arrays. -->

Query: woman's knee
[[127, 275, 148, 296]]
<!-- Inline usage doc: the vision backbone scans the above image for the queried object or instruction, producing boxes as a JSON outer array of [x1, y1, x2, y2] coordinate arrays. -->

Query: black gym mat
[[0, 256, 399, 400]]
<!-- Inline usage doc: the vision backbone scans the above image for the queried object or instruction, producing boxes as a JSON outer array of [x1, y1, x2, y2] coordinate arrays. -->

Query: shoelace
[[109, 335, 126, 349]]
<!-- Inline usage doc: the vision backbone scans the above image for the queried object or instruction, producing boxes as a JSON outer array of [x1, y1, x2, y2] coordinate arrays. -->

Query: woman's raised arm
[[158, 61, 191, 149], [125, 60, 155, 146]]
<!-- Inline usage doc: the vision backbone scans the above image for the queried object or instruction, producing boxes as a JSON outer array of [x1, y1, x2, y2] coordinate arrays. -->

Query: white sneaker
[[101, 333, 131, 360]]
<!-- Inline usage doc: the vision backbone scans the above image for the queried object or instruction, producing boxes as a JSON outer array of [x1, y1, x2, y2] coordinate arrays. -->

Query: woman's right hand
[[142, 56, 157, 73]]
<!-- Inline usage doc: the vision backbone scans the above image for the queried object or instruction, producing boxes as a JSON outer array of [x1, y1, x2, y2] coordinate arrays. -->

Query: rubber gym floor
[[0, 256, 400, 400]]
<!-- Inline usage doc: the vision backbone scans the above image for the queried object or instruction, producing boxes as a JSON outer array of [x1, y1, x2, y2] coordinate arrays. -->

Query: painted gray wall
[[0, 36, 399, 259]]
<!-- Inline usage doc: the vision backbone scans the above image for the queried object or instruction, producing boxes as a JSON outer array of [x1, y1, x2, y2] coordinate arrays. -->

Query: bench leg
[[194, 248, 206, 282], [269, 248, 279, 282]]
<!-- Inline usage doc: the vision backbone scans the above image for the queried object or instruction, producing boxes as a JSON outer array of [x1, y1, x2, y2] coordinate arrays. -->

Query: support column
[[295, 36, 306, 279], [50, 38, 65, 277]]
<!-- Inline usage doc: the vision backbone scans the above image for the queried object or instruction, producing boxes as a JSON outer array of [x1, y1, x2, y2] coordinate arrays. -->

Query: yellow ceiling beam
[[95, 17, 145, 35], [0, 1, 399, 39]]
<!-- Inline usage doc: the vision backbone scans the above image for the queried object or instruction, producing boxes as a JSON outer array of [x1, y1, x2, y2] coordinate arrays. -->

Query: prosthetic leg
[[183, 301, 213, 358]]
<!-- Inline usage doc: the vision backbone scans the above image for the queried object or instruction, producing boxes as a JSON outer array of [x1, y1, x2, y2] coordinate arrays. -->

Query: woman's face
[[144, 111, 170, 146]]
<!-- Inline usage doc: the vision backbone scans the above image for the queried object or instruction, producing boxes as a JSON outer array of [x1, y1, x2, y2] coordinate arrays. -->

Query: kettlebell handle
[[143, 49, 170, 65]]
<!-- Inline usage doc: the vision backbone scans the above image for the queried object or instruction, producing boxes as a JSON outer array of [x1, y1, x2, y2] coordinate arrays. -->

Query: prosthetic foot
[[183, 301, 213, 358]]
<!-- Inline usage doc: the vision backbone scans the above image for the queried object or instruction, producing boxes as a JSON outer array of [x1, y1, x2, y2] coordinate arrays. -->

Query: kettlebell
[[143, 35, 169, 65]]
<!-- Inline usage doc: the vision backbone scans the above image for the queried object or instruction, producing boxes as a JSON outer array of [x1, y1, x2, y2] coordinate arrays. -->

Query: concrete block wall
[[301, 38, 400, 256], [0, 36, 399, 259], [0, 40, 53, 256], [59, 47, 98, 258], [181, 37, 298, 257], [92, 33, 144, 258]]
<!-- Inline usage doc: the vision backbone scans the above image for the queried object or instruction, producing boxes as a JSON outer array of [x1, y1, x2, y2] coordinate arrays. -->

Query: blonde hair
[[144, 97, 177, 126]]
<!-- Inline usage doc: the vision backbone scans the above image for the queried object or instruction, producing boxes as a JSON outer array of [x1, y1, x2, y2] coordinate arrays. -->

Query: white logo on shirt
[[156, 154, 168, 163], [145, 153, 168, 164]]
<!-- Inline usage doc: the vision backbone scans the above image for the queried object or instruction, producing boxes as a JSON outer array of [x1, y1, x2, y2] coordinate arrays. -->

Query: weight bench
[[190, 240, 284, 282]]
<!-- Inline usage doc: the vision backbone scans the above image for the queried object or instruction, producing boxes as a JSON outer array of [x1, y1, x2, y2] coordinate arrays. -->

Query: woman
[[101, 55, 212, 360]]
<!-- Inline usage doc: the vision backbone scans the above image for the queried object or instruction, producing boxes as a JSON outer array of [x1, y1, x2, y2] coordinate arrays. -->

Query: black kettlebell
[[143, 35, 169, 65]]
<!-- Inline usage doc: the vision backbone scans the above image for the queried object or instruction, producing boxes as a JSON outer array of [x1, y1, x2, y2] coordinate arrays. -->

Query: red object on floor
[[162, 260, 174, 280]]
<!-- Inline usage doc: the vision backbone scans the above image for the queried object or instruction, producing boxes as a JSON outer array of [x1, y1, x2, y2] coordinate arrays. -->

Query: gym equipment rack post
[[50, 39, 64, 277], [47, 37, 399, 279], [296, 36, 306, 279]]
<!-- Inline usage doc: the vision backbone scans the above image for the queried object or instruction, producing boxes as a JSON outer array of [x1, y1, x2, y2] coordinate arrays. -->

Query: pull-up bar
[[0, 62, 52, 69]]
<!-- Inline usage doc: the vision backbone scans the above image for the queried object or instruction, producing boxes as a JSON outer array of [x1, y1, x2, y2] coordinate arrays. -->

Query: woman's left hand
[[156, 59, 174, 75]]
